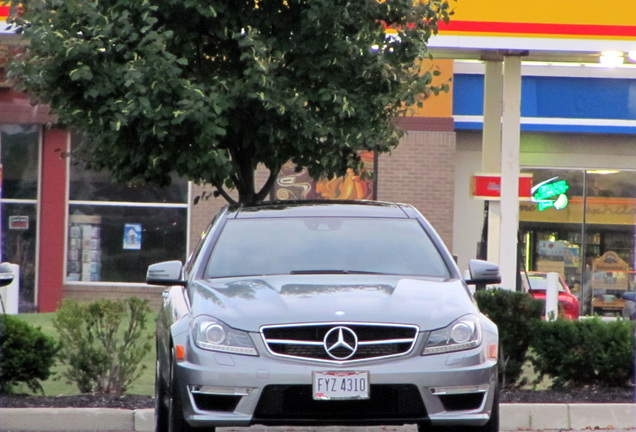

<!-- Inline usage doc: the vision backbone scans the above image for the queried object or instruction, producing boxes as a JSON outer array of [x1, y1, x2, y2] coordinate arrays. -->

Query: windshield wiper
[[290, 269, 385, 275]]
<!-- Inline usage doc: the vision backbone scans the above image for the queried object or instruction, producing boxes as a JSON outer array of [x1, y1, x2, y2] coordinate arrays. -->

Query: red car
[[524, 271, 580, 320]]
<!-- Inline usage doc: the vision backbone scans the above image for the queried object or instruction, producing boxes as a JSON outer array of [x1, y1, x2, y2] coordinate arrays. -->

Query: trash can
[[0, 263, 19, 314]]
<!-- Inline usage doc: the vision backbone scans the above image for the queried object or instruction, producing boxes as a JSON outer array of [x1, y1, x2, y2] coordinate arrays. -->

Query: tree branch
[[255, 165, 281, 202], [214, 183, 236, 205]]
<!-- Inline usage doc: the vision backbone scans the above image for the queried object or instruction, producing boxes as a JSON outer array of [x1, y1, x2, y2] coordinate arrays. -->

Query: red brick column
[[37, 127, 68, 312]]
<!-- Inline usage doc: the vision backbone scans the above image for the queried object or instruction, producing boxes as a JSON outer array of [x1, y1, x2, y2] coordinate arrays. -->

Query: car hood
[[189, 275, 478, 331]]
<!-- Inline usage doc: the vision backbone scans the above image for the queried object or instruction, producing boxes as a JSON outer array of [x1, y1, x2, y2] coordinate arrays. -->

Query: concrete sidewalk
[[0, 404, 635, 431]]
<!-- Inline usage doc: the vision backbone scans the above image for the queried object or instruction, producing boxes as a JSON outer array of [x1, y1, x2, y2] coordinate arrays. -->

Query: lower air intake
[[254, 384, 427, 421]]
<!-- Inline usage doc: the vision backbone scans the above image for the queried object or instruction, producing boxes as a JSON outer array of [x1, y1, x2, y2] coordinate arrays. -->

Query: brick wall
[[190, 185, 228, 250], [189, 166, 272, 252], [376, 130, 456, 249], [190, 131, 456, 252], [63, 284, 165, 310]]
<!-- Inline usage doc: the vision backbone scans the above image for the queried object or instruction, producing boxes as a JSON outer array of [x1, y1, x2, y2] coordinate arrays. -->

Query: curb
[[0, 404, 634, 431]]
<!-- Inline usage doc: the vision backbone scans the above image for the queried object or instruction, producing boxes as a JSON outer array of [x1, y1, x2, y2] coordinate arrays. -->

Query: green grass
[[11, 311, 156, 396], [519, 356, 552, 390]]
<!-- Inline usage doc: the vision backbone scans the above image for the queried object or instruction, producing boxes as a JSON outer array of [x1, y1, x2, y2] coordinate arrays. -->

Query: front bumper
[[173, 339, 498, 428]]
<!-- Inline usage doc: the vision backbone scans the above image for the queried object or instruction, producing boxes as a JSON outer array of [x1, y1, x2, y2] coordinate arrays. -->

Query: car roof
[[228, 200, 417, 219]]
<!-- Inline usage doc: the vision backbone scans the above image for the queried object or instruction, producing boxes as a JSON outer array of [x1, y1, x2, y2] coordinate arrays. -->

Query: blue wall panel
[[529, 77, 632, 119], [453, 74, 484, 116], [453, 73, 636, 133]]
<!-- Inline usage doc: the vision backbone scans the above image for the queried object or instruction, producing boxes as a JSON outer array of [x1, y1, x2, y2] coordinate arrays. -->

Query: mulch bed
[[0, 394, 155, 409], [500, 386, 634, 403]]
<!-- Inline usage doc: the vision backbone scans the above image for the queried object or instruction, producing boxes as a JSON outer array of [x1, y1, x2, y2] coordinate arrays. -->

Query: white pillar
[[487, 205, 501, 264], [482, 60, 503, 265], [499, 55, 522, 290], [482, 60, 503, 173], [545, 272, 560, 321]]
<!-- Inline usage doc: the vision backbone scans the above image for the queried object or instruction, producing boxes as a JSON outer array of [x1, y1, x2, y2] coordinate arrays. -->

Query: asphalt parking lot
[[0, 403, 635, 432]]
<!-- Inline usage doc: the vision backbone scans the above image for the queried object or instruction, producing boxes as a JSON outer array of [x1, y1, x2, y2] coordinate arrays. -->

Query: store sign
[[531, 177, 570, 211], [472, 173, 532, 200], [521, 197, 636, 225], [9, 215, 28, 230]]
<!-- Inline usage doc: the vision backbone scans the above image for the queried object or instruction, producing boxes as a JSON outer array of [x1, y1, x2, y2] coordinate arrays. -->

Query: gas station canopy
[[430, 0, 636, 64]]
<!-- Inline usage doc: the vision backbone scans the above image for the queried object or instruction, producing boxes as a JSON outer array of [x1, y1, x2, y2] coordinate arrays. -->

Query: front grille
[[261, 323, 419, 363], [253, 384, 427, 421]]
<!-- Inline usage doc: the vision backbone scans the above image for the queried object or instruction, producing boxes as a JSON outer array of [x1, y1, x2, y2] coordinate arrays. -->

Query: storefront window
[[0, 125, 40, 311], [583, 170, 636, 316], [67, 205, 187, 283], [67, 135, 188, 283], [520, 168, 636, 316]]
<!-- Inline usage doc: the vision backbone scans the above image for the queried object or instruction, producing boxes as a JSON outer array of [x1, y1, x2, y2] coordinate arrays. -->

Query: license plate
[[312, 370, 370, 400]]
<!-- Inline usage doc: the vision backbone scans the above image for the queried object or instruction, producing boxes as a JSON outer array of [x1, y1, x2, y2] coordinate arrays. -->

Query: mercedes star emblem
[[324, 326, 358, 360]]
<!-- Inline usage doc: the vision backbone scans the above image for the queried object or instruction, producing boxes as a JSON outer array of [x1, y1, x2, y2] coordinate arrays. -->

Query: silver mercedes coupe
[[147, 200, 501, 432]]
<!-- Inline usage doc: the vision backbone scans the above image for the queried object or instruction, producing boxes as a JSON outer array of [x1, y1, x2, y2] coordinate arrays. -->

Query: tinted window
[[205, 217, 450, 278]]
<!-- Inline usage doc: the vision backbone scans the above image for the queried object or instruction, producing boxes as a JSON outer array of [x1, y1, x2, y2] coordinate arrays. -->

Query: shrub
[[0, 314, 60, 395], [529, 317, 635, 388], [474, 289, 543, 388], [53, 297, 153, 395]]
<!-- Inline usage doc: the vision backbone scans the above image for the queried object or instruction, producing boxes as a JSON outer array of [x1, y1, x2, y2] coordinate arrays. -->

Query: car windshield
[[205, 217, 451, 279], [527, 275, 566, 292]]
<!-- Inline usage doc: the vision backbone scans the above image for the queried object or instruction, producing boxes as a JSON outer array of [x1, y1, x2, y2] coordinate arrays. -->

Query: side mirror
[[146, 260, 186, 286], [465, 259, 501, 286], [0, 263, 15, 288]]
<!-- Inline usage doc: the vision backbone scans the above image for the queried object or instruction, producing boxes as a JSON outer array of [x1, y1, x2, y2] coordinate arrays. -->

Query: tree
[[5, 0, 452, 204]]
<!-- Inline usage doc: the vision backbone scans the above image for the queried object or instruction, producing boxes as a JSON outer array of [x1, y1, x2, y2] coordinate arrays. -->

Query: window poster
[[67, 215, 101, 281], [123, 223, 142, 250]]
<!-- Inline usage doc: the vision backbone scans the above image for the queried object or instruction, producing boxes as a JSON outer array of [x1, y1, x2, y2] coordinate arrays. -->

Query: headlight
[[422, 315, 482, 355], [192, 316, 258, 356]]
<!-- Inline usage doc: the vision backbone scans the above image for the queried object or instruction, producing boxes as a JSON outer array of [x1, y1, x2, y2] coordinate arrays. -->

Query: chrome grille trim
[[260, 322, 420, 364]]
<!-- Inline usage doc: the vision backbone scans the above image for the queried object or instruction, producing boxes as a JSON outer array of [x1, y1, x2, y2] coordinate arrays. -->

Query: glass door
[[0, 125, 40, 312]]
